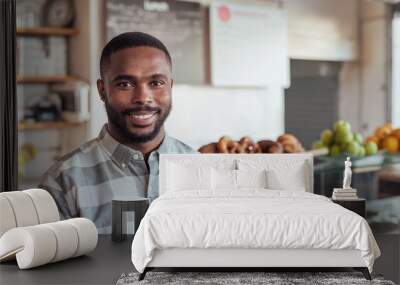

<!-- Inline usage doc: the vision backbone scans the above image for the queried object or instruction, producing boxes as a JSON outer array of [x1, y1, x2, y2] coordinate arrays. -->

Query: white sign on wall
[[210, 1, 289, 88]]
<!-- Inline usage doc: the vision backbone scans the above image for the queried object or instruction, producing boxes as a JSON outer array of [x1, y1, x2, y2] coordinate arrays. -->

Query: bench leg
[[354, 267, 371, 280]]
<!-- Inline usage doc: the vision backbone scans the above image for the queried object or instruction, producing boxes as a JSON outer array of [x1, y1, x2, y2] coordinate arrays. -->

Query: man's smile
[[125, 110, 159, 127]]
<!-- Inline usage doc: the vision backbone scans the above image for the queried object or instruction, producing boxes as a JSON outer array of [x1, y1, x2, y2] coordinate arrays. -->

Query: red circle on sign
[[218, 6, 230, 22]]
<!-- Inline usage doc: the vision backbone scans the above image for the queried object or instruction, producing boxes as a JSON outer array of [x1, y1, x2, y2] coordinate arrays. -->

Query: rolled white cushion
[[0, 196, 17, 237], [0, 218, 97, 269], [64, 218, 98, 257], [0, 191, 39, 227], [0, 226, 57, 269], [0, 189, 59, 239], [23, 189, 59, 224], [42, 221, 79, 262]]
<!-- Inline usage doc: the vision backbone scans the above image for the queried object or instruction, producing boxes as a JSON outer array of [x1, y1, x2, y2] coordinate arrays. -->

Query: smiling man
[[39, 32, 195, 233]]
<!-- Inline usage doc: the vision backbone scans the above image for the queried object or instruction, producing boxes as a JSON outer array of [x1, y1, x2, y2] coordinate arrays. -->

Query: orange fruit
[[383, 135, 399, 154], [391, 128, 400, 140], [375, 126, 392, 140]]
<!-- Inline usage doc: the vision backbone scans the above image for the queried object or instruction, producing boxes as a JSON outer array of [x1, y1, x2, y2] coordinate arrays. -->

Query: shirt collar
[[155, 134, 172, 154], [98, 124, 172, 166]]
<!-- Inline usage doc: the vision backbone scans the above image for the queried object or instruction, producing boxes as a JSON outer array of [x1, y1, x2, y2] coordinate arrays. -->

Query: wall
[[338, 62, 362, 131], [165, 85, 284, 149], [89, 85, 285, 151], [287, 0, 393, 135], [287, 0, 359, 61], [338, 0, 390, 135], [285, 0, 363, 135], [359, 1, 390, 132], [86, 0, 286, 150], [76, 0, 391, 150]]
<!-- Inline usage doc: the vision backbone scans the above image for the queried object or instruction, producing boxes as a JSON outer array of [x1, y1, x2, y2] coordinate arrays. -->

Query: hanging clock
[[42, 0, 75, 27]]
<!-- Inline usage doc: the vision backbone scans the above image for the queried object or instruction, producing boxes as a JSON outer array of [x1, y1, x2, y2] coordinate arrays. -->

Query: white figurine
[[343, 157, 352, 189]]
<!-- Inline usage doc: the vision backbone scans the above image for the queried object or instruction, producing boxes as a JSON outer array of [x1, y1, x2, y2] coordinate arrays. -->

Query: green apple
[[335, 131, 353, 145], [321, 129, 334, 146], [334, 120, 351, 133], [365, 141, 378, 155], [330, 145, 341, 156], [358, 146, 366, 157], [339, 142, 348, 151], [346, 141, 360, 156], [354, 133, 363, 144], [312, 140, 325, 149]]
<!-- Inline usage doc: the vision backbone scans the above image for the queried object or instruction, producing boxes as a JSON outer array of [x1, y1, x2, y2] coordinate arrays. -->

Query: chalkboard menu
[[106, 0, 205, 84]]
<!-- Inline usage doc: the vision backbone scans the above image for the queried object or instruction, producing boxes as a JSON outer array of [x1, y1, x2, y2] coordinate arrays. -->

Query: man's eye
[[150, 80, 165, 87], [116, 82, 134, 88]]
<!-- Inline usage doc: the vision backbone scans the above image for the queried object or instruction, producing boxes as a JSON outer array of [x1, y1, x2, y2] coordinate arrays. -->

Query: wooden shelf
[[17, 75, 77, 83], [16, 27, 78, 36], [18, 122, 83, 131]]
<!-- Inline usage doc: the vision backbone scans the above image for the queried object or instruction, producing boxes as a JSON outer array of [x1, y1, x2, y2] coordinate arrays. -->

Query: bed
[[131, 154, 380, 280]]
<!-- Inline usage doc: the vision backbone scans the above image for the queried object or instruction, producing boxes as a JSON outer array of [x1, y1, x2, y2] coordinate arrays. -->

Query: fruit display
[[312, 120, 378, 157], [198, 134, 304, 154], [366, 123, 400, 154]]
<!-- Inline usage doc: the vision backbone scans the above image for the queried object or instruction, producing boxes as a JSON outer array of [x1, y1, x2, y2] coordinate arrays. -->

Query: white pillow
[[212, 169, 268, 190], [212, 169, 236, 190], [167, 163, 212, 191], [267, 165, 306, 191], [237, 159, 308, 192], [237, 169, 268, 189]]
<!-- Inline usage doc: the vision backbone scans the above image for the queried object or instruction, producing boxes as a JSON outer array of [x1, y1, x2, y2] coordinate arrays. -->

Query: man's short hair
[[100, 32, 172, 78]]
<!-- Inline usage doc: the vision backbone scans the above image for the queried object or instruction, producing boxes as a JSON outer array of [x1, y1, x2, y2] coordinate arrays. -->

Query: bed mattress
[[131, 190, 380, 273]]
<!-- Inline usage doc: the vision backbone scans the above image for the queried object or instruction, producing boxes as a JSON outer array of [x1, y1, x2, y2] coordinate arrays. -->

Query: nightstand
[[331, 198, 366, 218]]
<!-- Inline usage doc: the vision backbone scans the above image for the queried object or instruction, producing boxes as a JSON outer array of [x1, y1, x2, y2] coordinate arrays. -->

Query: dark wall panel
[[284, 60, 340, 149], [0, 0, 18, 192]]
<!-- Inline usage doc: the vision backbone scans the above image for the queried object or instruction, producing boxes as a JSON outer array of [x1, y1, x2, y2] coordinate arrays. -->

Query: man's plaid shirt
[[39, 124, 195, 233]]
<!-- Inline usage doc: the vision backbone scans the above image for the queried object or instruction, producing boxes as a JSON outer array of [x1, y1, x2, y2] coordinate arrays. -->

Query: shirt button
[[121, 163, 126, 168], [133, 154, 139, 160]]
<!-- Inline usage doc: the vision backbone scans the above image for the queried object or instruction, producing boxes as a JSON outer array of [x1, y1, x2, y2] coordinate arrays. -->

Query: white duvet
[[131, 190, 380, 273]]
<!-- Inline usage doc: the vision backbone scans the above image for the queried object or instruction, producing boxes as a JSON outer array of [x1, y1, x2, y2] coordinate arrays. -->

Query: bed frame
[[139, 248, 371, 280], [138, 154, 372, 281]]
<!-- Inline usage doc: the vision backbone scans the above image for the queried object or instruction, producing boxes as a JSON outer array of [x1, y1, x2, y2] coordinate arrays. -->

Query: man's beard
[[104, 99, 171, 144]]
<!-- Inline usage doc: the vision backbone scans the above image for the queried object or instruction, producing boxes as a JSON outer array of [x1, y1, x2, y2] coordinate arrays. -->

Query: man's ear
[[97, 79, 106, 102], [170, 79, 174, 88]]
